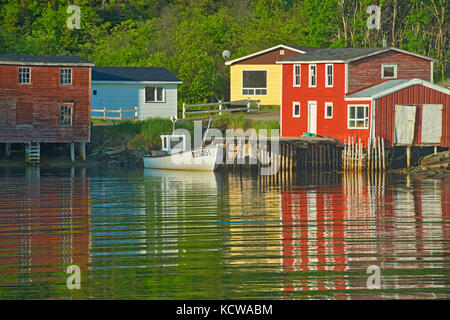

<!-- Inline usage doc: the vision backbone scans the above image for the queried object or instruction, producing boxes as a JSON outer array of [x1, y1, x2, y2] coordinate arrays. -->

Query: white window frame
[[325, 64, 333, 87], [18, 67, 31, 84], [308, 64, 316, 88], [381, 64, 398, 79], [60, 68, 72, 85], [347, 104, 369, 129], [242, 69, 268, 96], [293, 64, 301, 87], [145, 86, 165, 103], [292, 101, 300, 118], [60, 105, 73, 126], [324, 102, 333, 119]]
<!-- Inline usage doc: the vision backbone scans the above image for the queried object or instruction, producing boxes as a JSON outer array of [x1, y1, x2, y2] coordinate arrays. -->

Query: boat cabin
[[161, 134, 187, 154]]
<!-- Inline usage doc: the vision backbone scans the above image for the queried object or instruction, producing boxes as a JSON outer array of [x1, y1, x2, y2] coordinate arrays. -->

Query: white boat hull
[[143, 145, 220, 171]]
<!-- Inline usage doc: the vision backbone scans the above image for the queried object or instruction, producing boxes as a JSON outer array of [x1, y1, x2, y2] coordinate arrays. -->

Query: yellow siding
[[230, 64, 281, 106]]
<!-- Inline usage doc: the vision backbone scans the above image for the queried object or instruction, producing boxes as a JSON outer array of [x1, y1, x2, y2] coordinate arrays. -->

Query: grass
[[91, 113, 280, 152]]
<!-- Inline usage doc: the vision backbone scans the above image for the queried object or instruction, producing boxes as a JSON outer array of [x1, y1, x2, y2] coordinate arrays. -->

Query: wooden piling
[[381, 138, 386, 171], [70, 142, 75, 163], [406, 145, 411, 168]]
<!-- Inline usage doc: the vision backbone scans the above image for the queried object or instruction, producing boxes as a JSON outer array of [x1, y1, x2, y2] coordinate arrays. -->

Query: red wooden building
[[0, 55, 94, 161], [277, 47, 450, 148]]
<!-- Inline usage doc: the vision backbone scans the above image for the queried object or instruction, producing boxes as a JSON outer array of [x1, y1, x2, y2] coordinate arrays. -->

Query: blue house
[[91, 67, 182, 120]]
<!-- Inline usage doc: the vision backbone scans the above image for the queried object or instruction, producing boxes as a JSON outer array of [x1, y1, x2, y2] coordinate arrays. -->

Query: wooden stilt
[[80, 142, 86, 161], [70, 142, 75, 163], [377, 137, 382, 171], [368, 138, 371, 172], [406, 145, 411, 168], [381, 138, 386, 171], [5, 143, 11, 159]]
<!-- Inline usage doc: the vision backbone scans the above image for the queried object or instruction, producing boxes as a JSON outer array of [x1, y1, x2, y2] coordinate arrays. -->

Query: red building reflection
[[0, 168, 90, 286], [280, 172, 449, 299]]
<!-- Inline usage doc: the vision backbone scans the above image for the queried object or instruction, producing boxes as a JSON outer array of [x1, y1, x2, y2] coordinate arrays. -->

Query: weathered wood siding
[[348, 50, 432, 93], [0, 64, 91, 143], [375, 84, 450, 147], [91, 83, 178, 120]]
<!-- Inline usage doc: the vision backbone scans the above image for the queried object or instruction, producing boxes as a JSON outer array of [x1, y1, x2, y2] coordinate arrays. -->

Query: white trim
[[347, 104, 370, 129], [92, 80, 183, 84], [325, 64, 333, 88], [18, 66, 31, 84], [293, 64, 301, 87], [308, 64, 317, 88], [280, 65, 283, 136], [225, 44, 307, 66], [145, 86, 166, 103], [0, 61, 94, 67], [324, 102, 333, 119], [277, 60, 344, 64], [292, 101, 300, 118], [241, 69, 268, 96], [60, 68, 73, 85], [431, 61, 434, 83], [370, 99, 376, 140], [344, 63, 348, 94], [307, 101, 317, 134], [344, 78, 450, 101], [381, 64, 397, 79]]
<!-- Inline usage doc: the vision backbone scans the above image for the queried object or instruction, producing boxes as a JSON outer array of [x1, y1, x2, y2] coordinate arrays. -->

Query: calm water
[[0, 166, 448, 300]]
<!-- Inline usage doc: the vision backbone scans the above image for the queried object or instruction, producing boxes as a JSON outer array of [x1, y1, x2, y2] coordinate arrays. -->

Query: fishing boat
[[143, 117, 220, 171]]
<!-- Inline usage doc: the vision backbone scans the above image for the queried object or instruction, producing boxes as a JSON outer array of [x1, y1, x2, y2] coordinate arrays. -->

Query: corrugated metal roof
[[92, 67, 182, 82], [0, 54, 93, 65], [347, 79, 411, 98]]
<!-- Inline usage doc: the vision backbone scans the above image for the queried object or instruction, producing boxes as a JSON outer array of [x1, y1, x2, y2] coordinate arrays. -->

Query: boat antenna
[[170, 115, 177, 133]]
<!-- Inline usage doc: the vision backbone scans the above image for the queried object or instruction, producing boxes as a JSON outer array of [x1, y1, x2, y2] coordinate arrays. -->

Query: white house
[[91, 67, 182, 120]]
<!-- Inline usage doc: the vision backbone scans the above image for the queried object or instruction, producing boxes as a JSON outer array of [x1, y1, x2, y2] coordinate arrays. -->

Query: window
[[325, 102, 333, 119], [242, 70, 267, 95], [93, 90, 97, 95], [325, 64, 333, 87], [280, 49, 285, 55], [293, 102, 300, 118], [60, 68, 72, 85], [19, 67, 30, 84], [382, 64, 397, 79], [309, 64, 316, 87], [145, 86, 164, 102], [60, 105, 73, 126], [348, 105, 369, 129], [293, 64, 301, 87]]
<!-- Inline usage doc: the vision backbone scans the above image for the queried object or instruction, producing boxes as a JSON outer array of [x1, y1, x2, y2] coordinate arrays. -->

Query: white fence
[[91, 107, 138, 121], [182, 99, 260, 119]]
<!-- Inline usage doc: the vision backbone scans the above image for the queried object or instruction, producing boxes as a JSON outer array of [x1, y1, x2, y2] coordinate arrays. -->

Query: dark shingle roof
[[92, 67, 182, 82], [288, 45, 322, 53], [0, 54, 93, 66], [280, 47, 387, 62]]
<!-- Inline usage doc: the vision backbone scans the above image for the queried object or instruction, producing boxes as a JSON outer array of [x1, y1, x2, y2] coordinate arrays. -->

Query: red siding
[[375, 84, 450, 147], [348, 50, 431, 93], [0, 64, 91, 143], [281, 63, 372, 146]]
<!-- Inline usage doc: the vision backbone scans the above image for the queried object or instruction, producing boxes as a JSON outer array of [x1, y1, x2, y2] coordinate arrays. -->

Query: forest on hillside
[[0, 0, 448, 105]]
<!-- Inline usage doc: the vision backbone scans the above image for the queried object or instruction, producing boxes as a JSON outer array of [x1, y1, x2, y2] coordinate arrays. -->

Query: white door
[[421, 104, 443, 144], [308, 101, 317, 134], [394, 105, 416, 145]]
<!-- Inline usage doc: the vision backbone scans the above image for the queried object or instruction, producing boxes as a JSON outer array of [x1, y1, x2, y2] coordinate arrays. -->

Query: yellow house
[[226, 44, 319, 106]]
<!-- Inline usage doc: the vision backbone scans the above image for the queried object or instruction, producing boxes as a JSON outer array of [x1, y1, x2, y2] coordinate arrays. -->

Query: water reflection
[[0, 166, 448, 299], [0, 167, 90, 299]]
